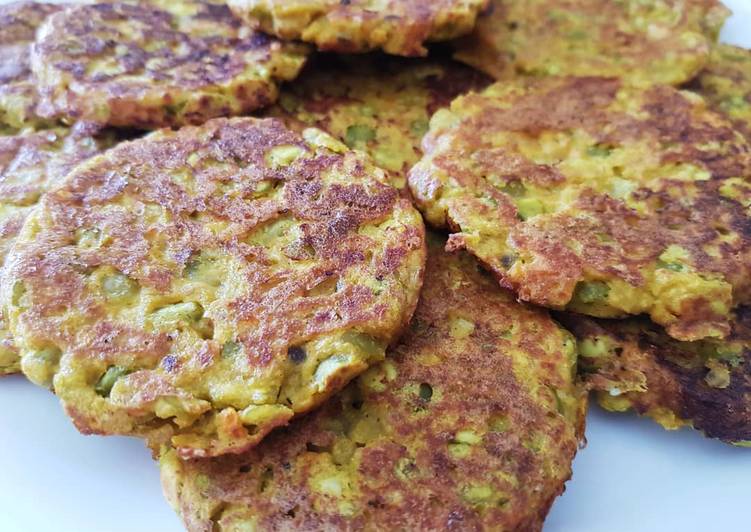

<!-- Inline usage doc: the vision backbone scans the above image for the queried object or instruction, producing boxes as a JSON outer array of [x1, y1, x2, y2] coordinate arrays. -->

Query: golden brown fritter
[[454, 0, 729, 86], [31, 1, 309, 129], [409, 77, 751, 342], [0, 126, 108, 375], [694, 44, 751, 141], [1, 117, 425, 458], [228, 0, 488, 57], [559, 309, 751, 446], [269, 54, 490, 189], [0, 1, 63, 130], [160, 235, 585, 532]]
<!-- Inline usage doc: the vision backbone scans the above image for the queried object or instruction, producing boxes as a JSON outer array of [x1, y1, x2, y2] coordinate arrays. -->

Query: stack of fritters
[[0, 0, 749, 530], [161, 236, 585, 530]]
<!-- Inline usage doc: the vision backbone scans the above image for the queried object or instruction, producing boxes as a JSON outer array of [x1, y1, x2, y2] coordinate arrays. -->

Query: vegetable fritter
[[160, 235, 585, 531], [559, 309, 751, 446], [269, 54, 490, 189], [694, 44, 751, 141], [31, 1, 309, 128], [409, 77, 751, 342], [454, 0, 729, 86], [1, 117, 425, 458], [0, 1, 62, 130], [228, 0, 488, 57], [0, 126, 108, 375]]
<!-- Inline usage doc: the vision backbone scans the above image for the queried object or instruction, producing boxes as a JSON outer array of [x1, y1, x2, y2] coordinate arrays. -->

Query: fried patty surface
[[694, 44, 751, 141], [269, 54, 490, 189], [409, 77, 751, 342], [0, 126, 107, 375], [30, 1, 309, 129], [159, 235, 584, 532], [559, 309, 751, 446], [0, 1, 63, 130], [1, 117, 425, 458], [228, 0, 488, 57], [454, 0, 729, 86]]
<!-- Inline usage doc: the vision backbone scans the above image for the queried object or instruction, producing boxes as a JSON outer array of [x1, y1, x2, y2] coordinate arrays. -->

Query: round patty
[[269, 54, 490, 189], [0, 1, 63, 131], [160, 234, 585, 531], [559, 308, 751, 446], [31, 1, 309, 129], [694, 44, 751, 142], [454, 0, 729, 86], [408, 77, 751, 342], [0, 126, 109, 375], [1, 117, 425, 458], [228, 0, 488, 57]]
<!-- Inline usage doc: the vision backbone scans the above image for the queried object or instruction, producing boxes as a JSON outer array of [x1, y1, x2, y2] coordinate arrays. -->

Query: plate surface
[[1, 1, 750, 531]]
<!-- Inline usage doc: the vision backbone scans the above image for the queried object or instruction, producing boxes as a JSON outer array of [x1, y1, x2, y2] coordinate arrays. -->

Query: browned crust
[[560, 309, 751, 443], [454, 0, 729, 85], [0, 1, 63, 129], [31, 2, 309, 128], [409, 76, 751, 341], [161, 237, 584, 531], [0, 1, 61, 83], [3, 117, 425, 457], [0, 126, 107, 375], [692, 44, 751, 142], [268, 53, 491, 188], [229, 0, 488, 57]]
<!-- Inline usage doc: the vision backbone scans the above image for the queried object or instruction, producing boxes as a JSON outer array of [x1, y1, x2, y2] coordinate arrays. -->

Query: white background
[[1, 1, 751, 531]]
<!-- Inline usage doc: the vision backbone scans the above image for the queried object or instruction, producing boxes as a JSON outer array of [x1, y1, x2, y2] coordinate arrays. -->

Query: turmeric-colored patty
[[0, 1, 63, 130], [694, 44, 751, 141], [31, 1, 309, 128], [454, 0, 728, 86], [409, 77, 751, 342], [269, 54, 490, 189], [1, 117, 425, 458], [0, 126, 109, 375], [559, 308, 751, 446], [160, 235, 584, 531], [228, 0, 488, 57]]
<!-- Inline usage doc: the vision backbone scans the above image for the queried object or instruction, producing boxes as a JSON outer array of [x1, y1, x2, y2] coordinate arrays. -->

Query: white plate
[[1, 2, 750, 531]]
